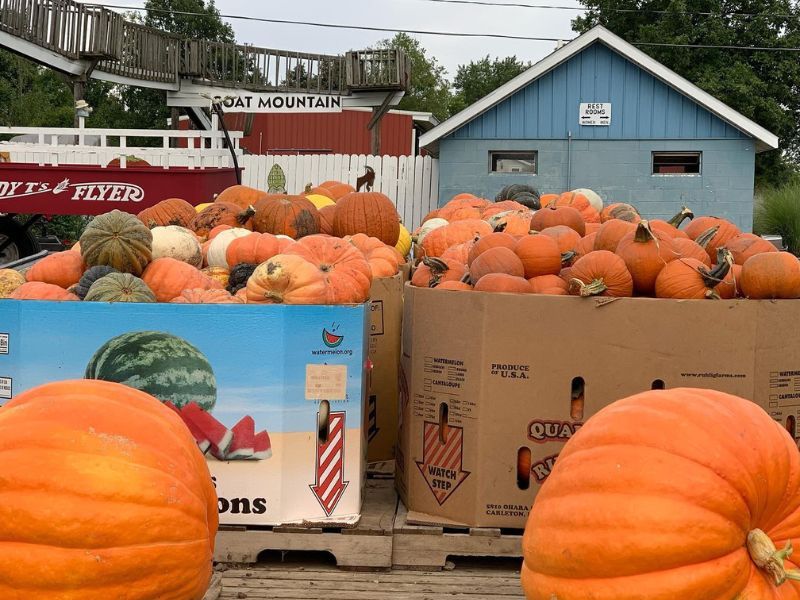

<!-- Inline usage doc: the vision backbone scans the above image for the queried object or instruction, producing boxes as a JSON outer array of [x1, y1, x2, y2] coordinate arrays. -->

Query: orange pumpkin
[[441, 241, 473, 265], [521, 387, 800, 600], [142, 257, 222, 302], [246, 254, 327, 304], [515, 234, 563, 278], [214, 184, 268, 210], [538, 193, 559, 207], [528, 274, 569, 295], [411, 257, 467, 288], [576, 232, 598, 258], [531, 204, 585, 236], [252, 196, 320, 239], [345, 233, 404, 278], [615, 220, 676, 296], [539, 225, 582, 256], [332, 192, 401, 245], [718, 263, 742, 300], [569, 250, 633, 297], [200, 266, 230, 288], [207, 224, 232, 240], [740, 252, 800, 299], [170, 288, 243, 304], [554, 191, 601, 223], [593, 219, 637, 253], [469, 246, 524, 283], [190, 202, 255, 238], [10, 281, 79, 301], [467, 232, 517, 265], [438, 196, 490, 221], [672, 237, 712, 267], [600, 202, 641, 223], [474, 273, 532, 294], [313, 180, 355, 201], [648, 207, 694, 240], [137, 198, 197, 228], [421, 209, 441, 224], [654, 255, 732, 299], [26, 251, 85, 288], [493, 210, 534, 235], [225, 232, 281, 268], [435, 280, 473, 291], [725, 233, 778, 266], [584, 222, 601, 235], [481, 200, 528, 219], [318, 204, 336, 235], [421, 220, 493, 258], [684, 216, 742, 261]]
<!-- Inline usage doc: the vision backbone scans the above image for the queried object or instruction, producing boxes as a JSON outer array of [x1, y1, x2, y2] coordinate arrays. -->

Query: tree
[[450, 55, 530, 114], [573, 0, 800, 187], [377, 33, 452, 121]]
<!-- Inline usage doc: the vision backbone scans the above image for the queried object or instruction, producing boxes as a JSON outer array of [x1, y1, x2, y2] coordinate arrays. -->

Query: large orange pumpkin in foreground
[[522, 387, 800, 600], [332, 192, 400, 246], [0, 380, 217, 600]]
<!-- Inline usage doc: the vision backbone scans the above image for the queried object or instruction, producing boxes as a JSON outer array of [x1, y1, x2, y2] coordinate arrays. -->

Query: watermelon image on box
[[84, 330, 217, 410]]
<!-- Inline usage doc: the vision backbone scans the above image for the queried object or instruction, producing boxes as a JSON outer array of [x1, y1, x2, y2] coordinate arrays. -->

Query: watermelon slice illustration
[[182, 402, 232, 458], [164, 401, 211, 454], [322, 328, 343, 348], [226, 416, 255, 459], [251, 430, 273, 460]]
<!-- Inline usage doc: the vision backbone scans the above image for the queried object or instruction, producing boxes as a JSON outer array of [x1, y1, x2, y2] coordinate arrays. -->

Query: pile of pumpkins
[[411, 191, 800, 300], [0, 181, 409, 305]]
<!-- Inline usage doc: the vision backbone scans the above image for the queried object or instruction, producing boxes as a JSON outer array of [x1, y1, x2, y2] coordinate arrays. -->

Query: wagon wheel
[[0, 217, 40, 265]]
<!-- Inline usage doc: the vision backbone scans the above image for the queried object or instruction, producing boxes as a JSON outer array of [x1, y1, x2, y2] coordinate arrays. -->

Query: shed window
[[490, 151, 537, 174], [652, 152, 701, 175]]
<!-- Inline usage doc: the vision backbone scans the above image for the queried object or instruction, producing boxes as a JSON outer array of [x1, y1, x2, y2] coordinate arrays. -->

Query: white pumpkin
[[572, 188, 603, 213], [150, 226, 203, 267], [206, 228, 252, 268], [415, 218, 449, 244]]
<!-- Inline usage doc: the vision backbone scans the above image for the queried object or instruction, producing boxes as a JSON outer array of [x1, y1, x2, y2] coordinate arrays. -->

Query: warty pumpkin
[[224, 232, 280, 268], [600, 202, 641, 223], [467, 232, 517, 266], [214, 184, 268, 210], [411, 257, 467, 288], [206, 228, 252, 269], [171, 288, 243, 304], [332, 191, 401, 245], [345, 233, 403, 278], [201, 266, 230, 289], [252, 195, 320, 239], [420, 220, 492, 258], [740, 251, 800, 299], [0, 379, 217, 600], [136, 198, 196, 228], [615, 220, 676, 296], [725, 233, 778, 265], [530, 204, 585, 236], [0, 268, 26, 298], [521, 387, 800, 600], [150, 225, 203, 268], [469, 246, 525, 283], [514, 234, 563, 278], [569, 250, 633, 297], [26, 251, 85, 289], [80, 210, 153, 276], [654, 251, 733, 299], [593, 219, 637, 253], [10, 281, 79, 301], [142, 257, 222, 302], [474, 273, 532, 294], [528, 274, 569, 295], [190, 202, 255, 239], [84, 272, 157, 303]]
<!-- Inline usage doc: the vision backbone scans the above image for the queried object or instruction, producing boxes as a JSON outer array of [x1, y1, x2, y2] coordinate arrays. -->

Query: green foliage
[[450, 55, 529, 115], [573, 0, 800, 186], [142, 0, 233, 43], [754, 183, 800, 255]]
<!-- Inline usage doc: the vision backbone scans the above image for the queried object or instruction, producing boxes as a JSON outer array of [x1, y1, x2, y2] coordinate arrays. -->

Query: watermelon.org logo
[[313, 324, 352, 356], [322, 326, 343, 348]]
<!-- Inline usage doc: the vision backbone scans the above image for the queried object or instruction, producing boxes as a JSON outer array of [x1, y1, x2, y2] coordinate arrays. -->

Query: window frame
[[488, 150, 538, 175], [651, 151, 703, 176]]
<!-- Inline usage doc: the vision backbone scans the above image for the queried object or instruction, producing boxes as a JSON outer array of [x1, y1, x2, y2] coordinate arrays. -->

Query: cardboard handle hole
[[787, 415, 796, 439], [651, 379, 666, 390], [438, 402, 449, 444], [570, 377, 585, 421], [318, 400, 330, 444], [517, 447, 531, 490]]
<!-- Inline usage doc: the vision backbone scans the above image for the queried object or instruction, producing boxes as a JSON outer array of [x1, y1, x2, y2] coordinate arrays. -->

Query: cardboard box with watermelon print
[[396, 284, 800, 529], [0, 300, 370, 527]]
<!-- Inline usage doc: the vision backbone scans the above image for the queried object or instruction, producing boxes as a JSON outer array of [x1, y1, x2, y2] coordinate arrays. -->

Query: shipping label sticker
[[0, 376, 11, 399], [0, 333, 7, 355], [305, 364, 348, 401], [369, 300, 385, 336]]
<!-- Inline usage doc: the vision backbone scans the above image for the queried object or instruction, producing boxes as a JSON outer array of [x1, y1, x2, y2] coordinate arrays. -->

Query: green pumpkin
[[80, 210, 153, 276], [84, 272, 156, 303], [495, 184, 541, 210], [85, 331, 217, 410], [75, 265, 117, 300]]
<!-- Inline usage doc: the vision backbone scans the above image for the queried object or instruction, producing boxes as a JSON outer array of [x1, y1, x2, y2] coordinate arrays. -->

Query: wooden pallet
[[392, 502, 524, 570], [214, 480, 397, 571]]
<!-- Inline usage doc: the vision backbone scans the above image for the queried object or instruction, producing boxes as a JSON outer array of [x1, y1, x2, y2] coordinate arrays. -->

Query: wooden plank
[[395, 156, 410, 226], [381, 154, 398, 203]]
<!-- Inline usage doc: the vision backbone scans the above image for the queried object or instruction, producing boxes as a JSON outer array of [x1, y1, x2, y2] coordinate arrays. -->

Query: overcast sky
[[117, 0, 586, 79]]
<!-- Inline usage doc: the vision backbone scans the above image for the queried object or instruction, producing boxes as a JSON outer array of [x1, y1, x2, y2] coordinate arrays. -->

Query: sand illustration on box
[[84, 330, 272, 461]]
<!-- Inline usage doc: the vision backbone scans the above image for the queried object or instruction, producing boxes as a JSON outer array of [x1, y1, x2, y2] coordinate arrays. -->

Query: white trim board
[[419, 26, 779, 153]]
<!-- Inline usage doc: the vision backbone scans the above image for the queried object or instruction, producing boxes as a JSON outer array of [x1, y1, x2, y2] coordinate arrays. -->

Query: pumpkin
[[672, 237, 712, 267], [553, 191, 601, 223], [494, 185, 540, 210], [421, 209, 441, 223], [569, 250, 633, 297], [10, 281, 79, 301], [654, 252, 733, 299], [593, 219, 637, 253], [80, 210, 153, 276], [137, 198, 197, 228], [522, 387, 800, 600], [226, 263, 258, 294], [70, 242, 81, 253], [438, 196, 491, 221], [201, 266, 230, 288], [600, 202, 641, 223], [171, 288, 243, 304], [421, 220, 493, 258], [345, 233, 403, 278], [26, 251, 85, 288], [539, 225, 582, 256], [190, 202, 255, 239], [75, 265, 117, 300], [84, 272, 156, 303], [492, 210, 534, 235], [107, 155, 150, 168], [474, 273, 532, 294], [467, 232, 517, 266], [528, 274, 569, 295], [333, 191, 401, 245], [276, 235, 295, 251], [725, 233, 778, 266], [314, 180, 355, 200], [214, 184, 268, 210], [415, 218, 450, 245], [207, 224, 232, 240], [740, 252, 800, 299], [570, 188, 603, 213], [252, 196, 320, 239], [142, 257, 222, 302], [200, 240, 211, 267], [469, 246, 525, 283], [150, 225, 203, 268], [482, 200, 528, 220], [411, 257, 467, 288], [584, 222, 601, 235], [576, 232, 598, 258], [0, 268, 26, 298], [648, 206, 694, 240], [246, 255, 327, 304], [194, 202, 213, 213], [440, 241, 473, 264], [235, 288, 248, 302], [224, 232, 280, 268], [436, 280, 473, 291], [206, 228, 252, 269], [318, 204, 337, 236], [0, 379, 218, 600], [531, 204, 585, 236], [515, 234, 563, 279], [615, 220, 676, 296], [718, 263, 742, 300], [395, 223, 412, 258], [684, 216, 742, 260], [304, 191, 336, 210]]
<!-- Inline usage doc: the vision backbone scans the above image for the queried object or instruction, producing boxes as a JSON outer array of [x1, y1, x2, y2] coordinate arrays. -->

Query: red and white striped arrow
[[310, 411, 348, 516]]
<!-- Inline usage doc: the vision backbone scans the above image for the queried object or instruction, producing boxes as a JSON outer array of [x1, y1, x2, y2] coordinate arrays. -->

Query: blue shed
[[420, 26, 778, 230]]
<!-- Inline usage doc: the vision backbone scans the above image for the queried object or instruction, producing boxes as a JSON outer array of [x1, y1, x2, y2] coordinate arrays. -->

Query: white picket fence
[[240, 154, 439, 229]]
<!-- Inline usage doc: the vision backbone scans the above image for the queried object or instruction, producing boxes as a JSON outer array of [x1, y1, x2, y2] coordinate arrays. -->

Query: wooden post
[[72, 79, 86, 129], [170, 107, 181, 148], [367, 92, 395, 156]]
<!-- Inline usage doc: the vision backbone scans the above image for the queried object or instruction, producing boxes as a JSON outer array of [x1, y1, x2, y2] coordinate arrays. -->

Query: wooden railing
[[98, 21, 180, 84], [346, 49, 411, 91]]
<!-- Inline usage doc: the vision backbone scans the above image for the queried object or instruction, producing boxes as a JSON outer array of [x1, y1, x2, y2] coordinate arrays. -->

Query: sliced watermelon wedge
[[225, 416, 255, 460], [163, 401, 182, 415], [250, 430, 273, 460], [164, 400, 211, 454], [322, 328, 343, 348], [182, 402, 232, 459]]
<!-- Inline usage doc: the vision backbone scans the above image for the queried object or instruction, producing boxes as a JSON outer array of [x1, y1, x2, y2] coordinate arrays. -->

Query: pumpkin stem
[[569, 277, 607, 297], [633, 220, 657, 243], [237, 205, 257, 225], [695, 226, 720, 250], [667, 206, 694, 228], [561, 251, 576, 266], [493, 221, 507, 233], [747, 529, 800, 587], [698, 249, 732, 289], [304, 183, 313, 193]]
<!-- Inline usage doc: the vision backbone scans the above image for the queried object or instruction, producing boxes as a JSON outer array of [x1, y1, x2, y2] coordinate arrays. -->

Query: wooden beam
[[368, 92, 395, 156]]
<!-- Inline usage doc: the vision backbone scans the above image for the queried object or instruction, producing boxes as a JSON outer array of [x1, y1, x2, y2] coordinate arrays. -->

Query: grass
[[753, 183, 800, 255]]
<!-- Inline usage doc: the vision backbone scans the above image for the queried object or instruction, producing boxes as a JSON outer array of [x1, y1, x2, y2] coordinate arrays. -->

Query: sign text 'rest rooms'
[[579, 102, 611, 126], [215, 93, 343, 113]]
